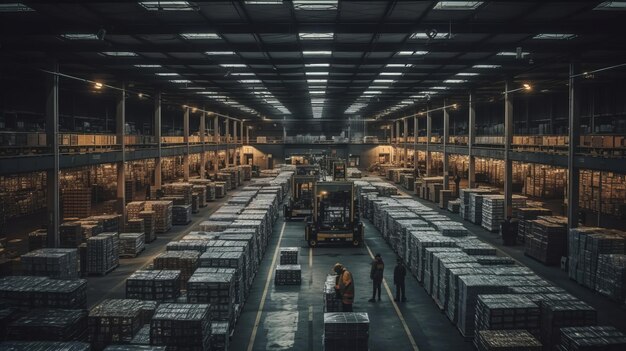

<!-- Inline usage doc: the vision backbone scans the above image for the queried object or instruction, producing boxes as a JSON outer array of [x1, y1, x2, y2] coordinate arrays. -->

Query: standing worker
[[333, 263, 354, 312], [369, 253, 384, 302], [393, 257, 407, 302]]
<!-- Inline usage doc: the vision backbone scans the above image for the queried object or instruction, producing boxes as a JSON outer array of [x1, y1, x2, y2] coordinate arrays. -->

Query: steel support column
[[214, 115, 219, 172], [413, 116, 418, 175], [183, 107, 190, 181], [154, 92, 162, 189], [567, 62, 581, 229], [45, 63, 60, 248], [504, 81, 514, 218], [443, 103, 450, 190], [468, 91, 476, 188], [426, 108, 432, 176], [200, 112, 206, 179], [116, 84, 126, 228], [403, 118, 409, 166]]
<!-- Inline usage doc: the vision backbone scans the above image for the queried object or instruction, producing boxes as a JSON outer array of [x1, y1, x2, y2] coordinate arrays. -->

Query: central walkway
[[231, 216, 474, 351]]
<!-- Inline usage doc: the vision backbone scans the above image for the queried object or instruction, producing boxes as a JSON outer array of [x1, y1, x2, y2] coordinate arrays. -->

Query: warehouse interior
[[1, 1, 626, 351]]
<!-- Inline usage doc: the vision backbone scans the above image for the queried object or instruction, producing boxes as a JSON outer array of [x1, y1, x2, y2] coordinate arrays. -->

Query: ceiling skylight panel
[[0, 2, 34, 12], [101, 51, 138, 57], [433, 1, 483, 10], [299, 33, 334, 40], [139, 1, 194, 11], [533, 33, 577, 40], [180, 33, 220, 40], [397, 51, 428, 56], [61, 33, 99, 40], [302, 51, 333, 56], [293, 0, 338, 11]]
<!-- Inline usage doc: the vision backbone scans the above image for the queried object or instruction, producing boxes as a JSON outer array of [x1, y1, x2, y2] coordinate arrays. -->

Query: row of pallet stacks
[[355, 175, 626, 351]]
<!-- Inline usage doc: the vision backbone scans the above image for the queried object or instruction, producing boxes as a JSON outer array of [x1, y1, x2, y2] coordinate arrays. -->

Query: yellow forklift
[[283, 165, 320, 220], [305, 181, 363, 247]]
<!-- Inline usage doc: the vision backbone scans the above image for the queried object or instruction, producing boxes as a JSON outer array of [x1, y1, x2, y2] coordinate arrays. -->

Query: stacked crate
[[211, 321, 230, 351], [198, 251, 246, 304], [474, 294, 540, 340], [514, 207, 552, 243], [279, 247, 299, 265], [475, 330, 542, 351], [86, 234, 118, 275], [456, 275, 512, 337], [144, 201, 172, 233], [119, 233, 145, 258], [323, 274, 342, 312], [138, 211, 156, 243], [481, 195, 527, 232], [88, 299, 144, 350], [0, 276, 87, 308], [539, 299, 597, 351], [323, 312, 369, 351], [6, 308, 88, 342], [21, 248, 79, 279], [28, 229, 48, 251], [172, 205, 192, 225], [525, 217, 567, 265], [595, 254, 626, 303], [125, 219, 145, 236], [187, 268, 235, 324], [275, 265, 302, 286], [153, 251, 199, 290], [126, 270, 181, 301], [558, 326, 626, 351], [59, 222, 83, 248], [150, 303, 212, 351]]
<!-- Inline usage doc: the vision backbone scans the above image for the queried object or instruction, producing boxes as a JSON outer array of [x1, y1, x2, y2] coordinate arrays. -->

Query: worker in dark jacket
[[394, 257, 407, 302], [333, 263, 354, 312], [369, 253, 384, 302]]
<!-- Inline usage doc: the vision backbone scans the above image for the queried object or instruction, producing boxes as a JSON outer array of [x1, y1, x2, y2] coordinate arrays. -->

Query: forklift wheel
[[308, 239, 317, 247], [352, 239, 360, 247]]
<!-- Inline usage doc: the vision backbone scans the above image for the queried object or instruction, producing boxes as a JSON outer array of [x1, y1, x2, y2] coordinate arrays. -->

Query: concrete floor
[[390, 181, 626, 334], [231, 218, 474, 351]]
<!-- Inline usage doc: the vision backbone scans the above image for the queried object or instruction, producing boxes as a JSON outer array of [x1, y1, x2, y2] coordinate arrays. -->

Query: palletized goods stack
[[150, 303, 212, 351], [104, 346, 165, 351], [87, 234, 117, 275], [424, 248, 463, 297], [0, 276, 87, 308], [129, 325, 151, 346], [187, 268, 235, 325], [474, 294, 540, 342], [431, 220, 469, 237], [119, 233, 145, 257], [539, 299, 597, 351], [240, 164, 252, 181], [126, 219, 145, 235], [275, 264, 301, 285], [459, 188, 495, 221], [144, 201, 172, 233], [192, 185, 207, 209], [162, 183, 194, 205], [323, 312, 369, 351], [21, 248, 79, 279], [558, 326, 626, 351], [514, 207, 552, 243], [217, 172, 233, 190], [447, 199, 461, 213], [455, 237, 497, 256], [166, 239, 209, 253], [435, 254, 479, 310], [126, 201, 145, 220], [87, 215, 121, 233], [439, 189, 454, 209], [7, 308, 88, 342], [59, 222, 83, 248], [126, 269, 181, 301], [324, 274, 342, 312], [138, 211, 156, 243], [525, 217, 567, 265], [153, 251, 199, 290], [595, 254, 626, 303], [417, 242, 458, 283], [88, 299, 144, 350], [456, 275, 513, 337], [481, 195, 527, 232], [469, 192, 488, 225], [199, 219, 233, 232], [62, 188, 91, 219], [0, 341, 91, 350], [198, 251, 245, 304], [475, 330, 542, 351], [172, 204, 192, 225], [211, 321, 230, 351], [28, 228, 48, 251], [214, 182, 227, 198]]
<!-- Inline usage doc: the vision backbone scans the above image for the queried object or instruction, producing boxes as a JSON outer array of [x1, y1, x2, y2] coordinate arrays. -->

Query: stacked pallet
[[324, 274, 342, 312], [459, 188, 496, 221], [21, 248, 79, 279], [514, 207, 552, 243], [88, 299, 144, 350], [187, 268, 235, 324], [279, 247, 299, 265], [138, 211, 156, 243], [0, 276, 87, 308], [595, 254, 626, 303], [153, 251, 199, 290], [275, 265, 302, 285], [87, 215, 122, 233], [172, 204, 192, 225], [439, 189, 454, 209], [198, 251, 246, 304], [7, 308, 88, 342], [126, 201, 145, 219], [28, 228, 48, 251], [214, 182, 227, 198], [525, 217, 568, 265], [119, 233, 145, 258], [144, 201, 172, 233], [457, 275, 513, 337], [150, 303, 212, 351], [126, 270, 181, 301], [162, 183, 194, 204], [447, 199, 461, 213], [475, 330, 542, 351], [86, 234, 118, 275], [323, 312, 369, 351], [59, 222, 84, 248], [125, 219, 144, 235], [481, 195, 527, 232], [539, 299, 597, 351], [129, 325, 151, 346], [558, 326, 626, 351], [474, 294, 540, 340], [211, 321, 230, 351], [240, 164, 252, 181]]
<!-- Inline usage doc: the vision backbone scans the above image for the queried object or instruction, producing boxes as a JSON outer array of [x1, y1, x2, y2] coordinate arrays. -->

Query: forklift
[[305, 181, 364, 247], [283, 165, 319, 219]]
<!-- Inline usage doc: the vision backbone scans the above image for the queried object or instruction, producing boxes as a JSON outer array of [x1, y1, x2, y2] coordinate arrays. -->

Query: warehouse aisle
[[232, 217, 474, 351]]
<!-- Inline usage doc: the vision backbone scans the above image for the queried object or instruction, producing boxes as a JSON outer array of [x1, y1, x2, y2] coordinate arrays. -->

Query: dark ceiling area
[[1, 1, 626, 123]]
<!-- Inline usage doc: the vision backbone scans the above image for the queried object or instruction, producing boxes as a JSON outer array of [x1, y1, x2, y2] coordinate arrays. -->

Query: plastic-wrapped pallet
[[172, 204, 192, 225], [187, 268, 235, 325], [211, 321, 230, 351], [138, 211, 156, 243], [129, 324, 151, 345], [0, 276, 87, 309], [198, 251, 246, 304], [525, 217, 567, 265], [126, 270, 181, 301], [475, 330, 542, 351], [150, 303, 211, 351], [21, 248, 79, 279], [275, 264, 301, 285], [481, 195, 526, 232], [144, 201, 172, 233], [280, 247, 299, 265], [166, 240, 209, 253], [418, 244, 459, 283], [514, 207, 552, 243], [153, 251, 199, 290], [539, 299, 597, 351], [435, 254, 478, 310], [473, 294, 540, 343], [6, 308, 88, 342], [558, 326, 626, 351], [323, 312, 369, 351], [323, 274, 342, 312], [88, 299, 144, 350], [119, 233, 145, 258], [87, 235, 117, 275], [424, 248, 464, 297], [595, 254, 626, 303], [0, 341, 91, 351]]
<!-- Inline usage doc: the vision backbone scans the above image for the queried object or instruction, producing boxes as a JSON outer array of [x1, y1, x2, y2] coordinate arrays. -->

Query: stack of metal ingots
[[275, 265, 302, 286], [279, 247, 299, 265], [323, 312, 369, 351]]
